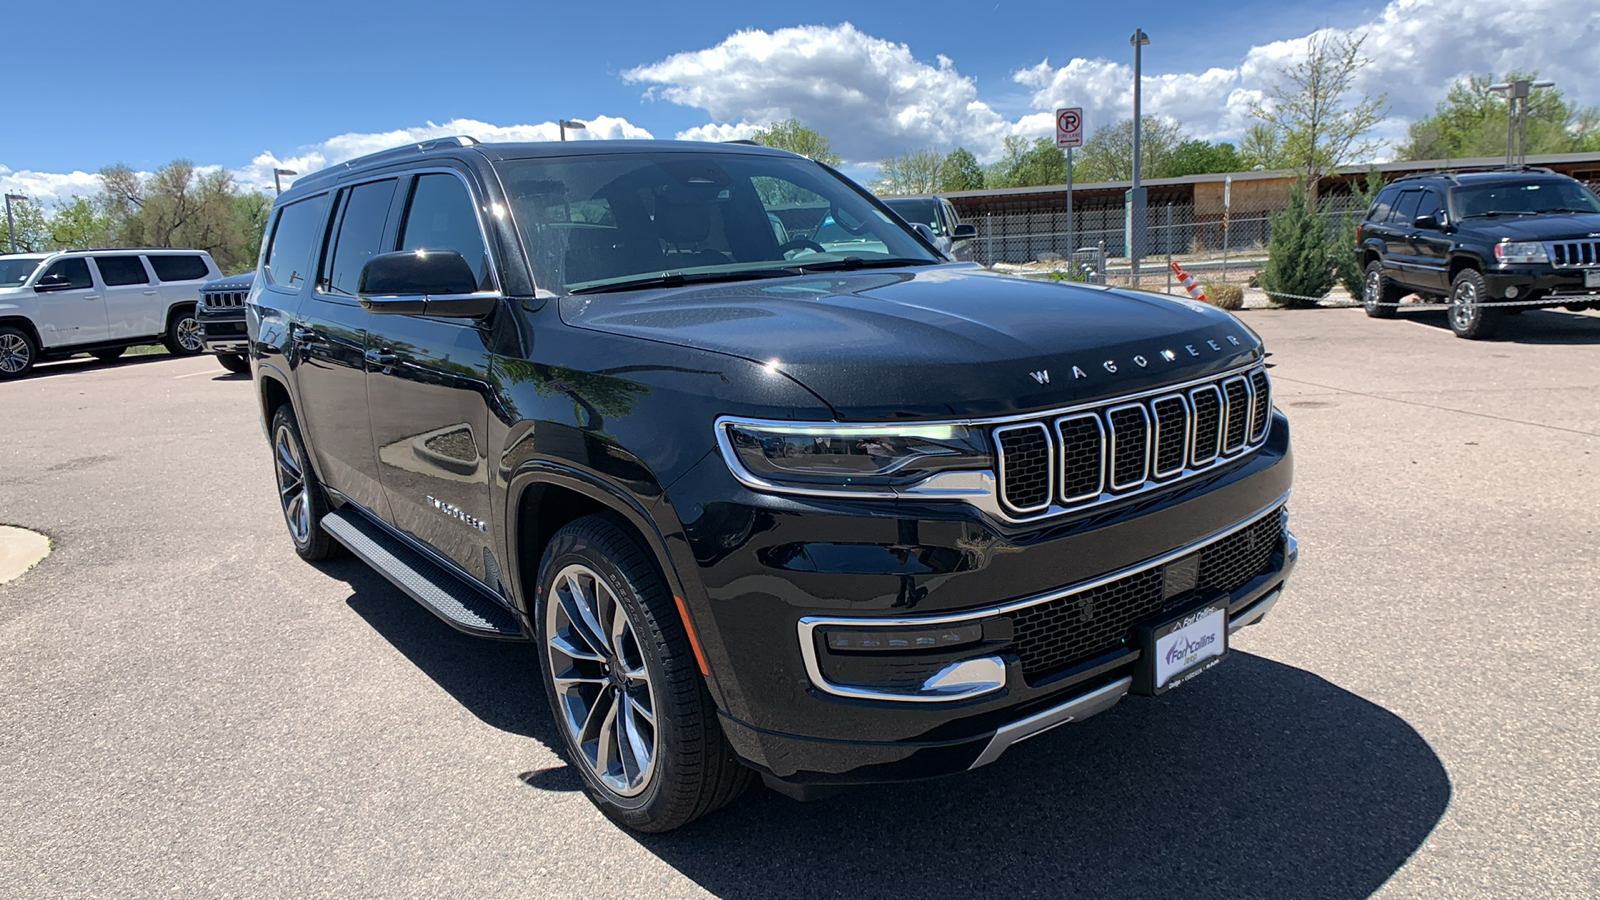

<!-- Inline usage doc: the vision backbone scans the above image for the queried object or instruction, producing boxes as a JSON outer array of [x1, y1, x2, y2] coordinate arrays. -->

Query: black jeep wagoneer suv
[[248, 137, 1296, 831]]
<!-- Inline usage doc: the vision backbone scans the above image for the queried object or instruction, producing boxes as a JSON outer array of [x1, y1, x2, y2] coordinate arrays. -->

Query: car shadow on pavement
[[1400, 307, 1600, 344], [635, 653, 1450, 900], [23, 353, 178, 379]]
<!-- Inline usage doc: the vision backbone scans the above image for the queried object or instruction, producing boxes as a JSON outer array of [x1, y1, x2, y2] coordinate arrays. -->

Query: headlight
[[1495, 242, 1548, 264], [718, 419, 992, 493]]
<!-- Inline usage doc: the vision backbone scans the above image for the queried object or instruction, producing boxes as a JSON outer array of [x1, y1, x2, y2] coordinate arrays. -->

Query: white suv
[[0, 249, 222, 379]]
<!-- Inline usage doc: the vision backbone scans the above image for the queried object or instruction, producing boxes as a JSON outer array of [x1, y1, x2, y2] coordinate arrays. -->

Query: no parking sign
[[1055, 108, 1083, 148]]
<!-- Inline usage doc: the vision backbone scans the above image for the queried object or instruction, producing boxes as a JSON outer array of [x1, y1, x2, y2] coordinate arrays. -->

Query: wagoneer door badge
[[427, 495, 488, 532], [1041, 333, 1245, 383]]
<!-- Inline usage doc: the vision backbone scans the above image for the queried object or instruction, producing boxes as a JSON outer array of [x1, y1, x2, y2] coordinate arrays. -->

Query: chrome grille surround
[[1546, 239, 1600, 268], [201, 290, 247, 308], [992, 362, 1272, 520]]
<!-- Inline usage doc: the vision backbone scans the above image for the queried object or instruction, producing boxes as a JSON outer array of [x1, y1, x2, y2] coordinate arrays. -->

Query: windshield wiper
[[568, 267, 804, 295], [794, 257, 936, 273], [1462, 211, 1537, 218], [1533, 208, 1599, 214]]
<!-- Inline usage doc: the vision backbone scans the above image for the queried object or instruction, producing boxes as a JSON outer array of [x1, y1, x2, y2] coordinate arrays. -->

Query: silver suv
[[0, 248, 221, 378]]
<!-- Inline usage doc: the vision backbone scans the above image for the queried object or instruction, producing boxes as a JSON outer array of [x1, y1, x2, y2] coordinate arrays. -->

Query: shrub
[[1333, 170, 1383, 299], [1204, 282, 1244, 310], [1259, 182, 1334, 308]]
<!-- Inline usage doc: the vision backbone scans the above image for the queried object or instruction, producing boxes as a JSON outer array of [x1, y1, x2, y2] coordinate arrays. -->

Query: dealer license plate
[[1585, 270, 1600, 288], [1135, 604, 1228, 694]]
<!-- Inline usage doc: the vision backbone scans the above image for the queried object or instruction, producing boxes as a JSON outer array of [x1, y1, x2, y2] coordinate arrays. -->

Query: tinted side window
[[1369, 185, 1400, 222], [95, 256, 149, 286], [149, 255, 210, 282], [1416, 188, 1446, 221], [323, 180, 398, 297], [265, 195, 331, 289], [399, 174, 492, 290], [1389, 190, 1422, 224], [42, 258, 94, 290]]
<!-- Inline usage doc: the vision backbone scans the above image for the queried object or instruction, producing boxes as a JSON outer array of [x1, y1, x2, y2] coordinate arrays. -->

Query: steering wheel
[[778, 239, 826, 258]]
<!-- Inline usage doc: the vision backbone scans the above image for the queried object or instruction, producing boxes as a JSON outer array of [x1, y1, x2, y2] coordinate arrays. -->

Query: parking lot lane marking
[[175, 369, 220, 379]]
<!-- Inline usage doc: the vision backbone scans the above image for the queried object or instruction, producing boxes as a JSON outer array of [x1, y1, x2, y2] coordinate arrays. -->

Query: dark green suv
[[1356, 168, 1600, 338]]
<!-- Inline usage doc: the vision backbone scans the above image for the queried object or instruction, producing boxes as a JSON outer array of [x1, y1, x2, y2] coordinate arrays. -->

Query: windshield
[[1454, 180, 1600, 217], [496, 152, 939, 294], [0, 257, 44, 288], [883, 198, 942, 234]]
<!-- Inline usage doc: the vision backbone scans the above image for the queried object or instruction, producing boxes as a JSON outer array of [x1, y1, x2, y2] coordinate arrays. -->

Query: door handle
[[364, 349, 398, 367], [141, 289, 158, 295], [84, 295, 100, 301], [292, 327, 314, 343]]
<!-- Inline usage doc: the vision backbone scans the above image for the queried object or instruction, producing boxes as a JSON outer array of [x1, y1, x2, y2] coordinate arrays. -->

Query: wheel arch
[[0, 316, 42, 346], [1447, 253, 1486, 282]]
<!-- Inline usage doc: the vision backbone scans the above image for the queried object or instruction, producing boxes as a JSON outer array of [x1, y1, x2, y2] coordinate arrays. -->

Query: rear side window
[[95, 256, 150, 286], [265, 195, 331, 289], [149, 255, 210, 282], [1369, 185, 1400, 222], [1388, 190, 1422, 224], [41, 258, 94, 290], [323, 179, 399, 297], [399, 174, 493, 290]]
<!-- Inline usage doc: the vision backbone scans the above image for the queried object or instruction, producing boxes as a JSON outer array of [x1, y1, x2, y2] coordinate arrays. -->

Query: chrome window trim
[[1053, 412, 1106, 503], [993, 422, 1054, 514], [794, 490, 1291, 702], [1187, 383, 1224, 467], [1149, 393, 1191, 480], [1105, 402, 1151, 490]]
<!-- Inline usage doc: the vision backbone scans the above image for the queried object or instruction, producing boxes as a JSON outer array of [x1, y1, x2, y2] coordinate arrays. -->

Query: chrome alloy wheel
[[272, 423, 312, 544], [1363, 268, 1382, 312], [1450, 278, 1478, 331], [545, 563, 659, 797], [0, 333, 30, 374], [175, 316, 203, 352]]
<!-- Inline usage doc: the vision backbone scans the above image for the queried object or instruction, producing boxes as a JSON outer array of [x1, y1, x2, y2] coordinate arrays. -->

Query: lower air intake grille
[[1009, 508, 1284, 680]]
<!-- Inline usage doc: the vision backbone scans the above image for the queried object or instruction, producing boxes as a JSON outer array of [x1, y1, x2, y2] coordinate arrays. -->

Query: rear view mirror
[[952, 223, 978, 240], [1412, 214, 1439, 230], [358, 250, 498, 318]]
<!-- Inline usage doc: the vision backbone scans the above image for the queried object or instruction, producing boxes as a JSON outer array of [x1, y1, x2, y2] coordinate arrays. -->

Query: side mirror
[[1412, 214, 1439, 230], [34, 274, 72, 292], [951, 223, 978, 240], [357, 250, 497, 318]]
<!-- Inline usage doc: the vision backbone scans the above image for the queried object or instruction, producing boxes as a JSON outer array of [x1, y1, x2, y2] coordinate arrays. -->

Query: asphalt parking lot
[[2, 305, 1598, 899]]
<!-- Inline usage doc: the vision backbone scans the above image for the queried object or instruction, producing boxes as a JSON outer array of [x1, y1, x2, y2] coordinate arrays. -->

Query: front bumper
[[1482, 266, 1600, 303], [669, 411, 1296, 787], [197, 307, 248, 354]]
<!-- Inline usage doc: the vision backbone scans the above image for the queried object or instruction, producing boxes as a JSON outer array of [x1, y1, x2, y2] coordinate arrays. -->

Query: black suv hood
[[559, 266, 1262, 420], [1471, 212, 1600, 240]]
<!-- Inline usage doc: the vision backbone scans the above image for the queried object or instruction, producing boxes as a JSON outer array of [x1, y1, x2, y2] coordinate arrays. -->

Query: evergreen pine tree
[[1333, 170, 1383, 299], [1260, 182, 1334, 308]]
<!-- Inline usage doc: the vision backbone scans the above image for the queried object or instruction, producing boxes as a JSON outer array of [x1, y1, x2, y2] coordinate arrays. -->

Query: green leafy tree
[[939, 147, 984, 191], [0, 196, 50, 252], [1260, 182, 1335, 307], [1239, 123, 1286, 170], [1072, 116, 1188, 183], [871, 148, 944, 196], [1164, 140, 1245, 177], [1397, 71, 1600, 161], [1333, 169, 1384, 298], [750, 119, 840, 165], [46, 196, 112, 249], [93, 160, 265, 272], [986, 136, 1067, 188], [1248, 32, 1387, 199]]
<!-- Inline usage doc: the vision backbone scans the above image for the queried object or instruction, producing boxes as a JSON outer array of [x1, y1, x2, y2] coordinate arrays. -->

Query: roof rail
[[722, 139, 762, 146], [1393, 164, 1558, 184], [321, 135, 483, 177]]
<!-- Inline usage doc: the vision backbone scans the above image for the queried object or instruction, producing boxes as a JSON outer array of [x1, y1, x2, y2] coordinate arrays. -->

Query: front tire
[[217, 353, 249, 374], [1362, 260, 1400, 319], [270, 406, 339, 561], [1448, 269, 1500, 340], [535, 514, 751, 832], [0, 326, 38, 380], [163, 307, 204, 356]]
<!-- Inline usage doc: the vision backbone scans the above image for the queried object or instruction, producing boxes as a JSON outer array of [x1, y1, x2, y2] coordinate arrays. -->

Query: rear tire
[[269, 405, 340, 561], [90, 347, 127, 362], [217, 353, 249, 374], [1448, 269, 1500, 340], [0, 326, 38, 380], [163, 307, 204, 356], [534, 513, 752, 832], [1362, 261, 1400, 319]]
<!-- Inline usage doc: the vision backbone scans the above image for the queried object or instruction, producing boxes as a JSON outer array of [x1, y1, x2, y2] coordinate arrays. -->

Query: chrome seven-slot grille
[[1009, 509, 1283, 680], [202, 290, 247, 308], [1546, 239, 1600, 268], [994, 366, 1271, 517]]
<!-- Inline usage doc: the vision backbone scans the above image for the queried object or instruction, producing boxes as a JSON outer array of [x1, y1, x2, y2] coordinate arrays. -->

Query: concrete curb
[[0, 525, 51, 585]]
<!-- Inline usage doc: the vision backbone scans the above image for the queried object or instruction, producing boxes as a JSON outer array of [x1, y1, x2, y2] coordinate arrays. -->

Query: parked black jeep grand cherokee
[[1357, 168, 1600, 338], [248, 137, 1296, 831]]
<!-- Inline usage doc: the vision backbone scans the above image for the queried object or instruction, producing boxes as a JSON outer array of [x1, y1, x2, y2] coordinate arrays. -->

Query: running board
[[321, 509, 525, 640]]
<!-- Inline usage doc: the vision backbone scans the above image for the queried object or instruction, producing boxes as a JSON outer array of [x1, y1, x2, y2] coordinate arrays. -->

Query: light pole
[[273, 168, 298, 195], [559, 119, 587, 141], [1488, 79, 1554, 167], [4, 193, 25, 254], [1127, 28, 1150, 287]]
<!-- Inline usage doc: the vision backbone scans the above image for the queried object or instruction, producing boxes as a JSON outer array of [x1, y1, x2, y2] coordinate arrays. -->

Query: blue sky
[[4, 0, 1596, 199]]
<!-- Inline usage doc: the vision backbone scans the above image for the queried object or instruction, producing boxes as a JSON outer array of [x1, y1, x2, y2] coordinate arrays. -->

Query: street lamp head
[[273, 168, 298, 177], [559, 119, 587, 130], [1130, 29, 1149, 46], [4, 193, 25, 202]]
